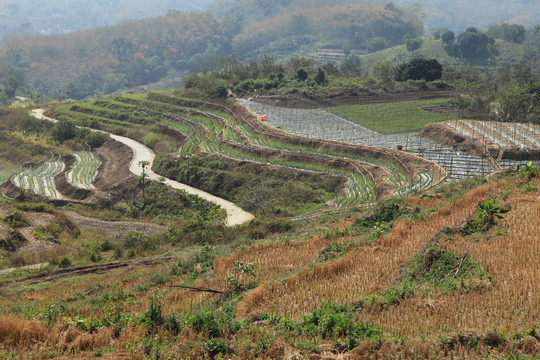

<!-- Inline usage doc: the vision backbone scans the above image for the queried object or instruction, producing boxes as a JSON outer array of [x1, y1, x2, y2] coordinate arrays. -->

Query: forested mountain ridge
[[0, 0, 214, 40], [0, 1, 424, 100]]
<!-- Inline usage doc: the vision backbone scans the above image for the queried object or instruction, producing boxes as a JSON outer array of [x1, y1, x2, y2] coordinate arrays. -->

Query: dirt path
[[0, 262, 49, 276], [30, 109, 254, 227], [0, 257, 173, 288]]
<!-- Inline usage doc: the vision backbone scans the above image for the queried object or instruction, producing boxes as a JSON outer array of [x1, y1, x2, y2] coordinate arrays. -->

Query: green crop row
[[68, 151, 101, 189]]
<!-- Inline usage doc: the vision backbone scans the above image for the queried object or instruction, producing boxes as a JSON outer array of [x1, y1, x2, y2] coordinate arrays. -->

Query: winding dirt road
[[29, 109, 255, 226]]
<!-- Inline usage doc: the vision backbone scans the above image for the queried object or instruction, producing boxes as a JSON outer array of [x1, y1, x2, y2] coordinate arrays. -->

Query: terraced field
[[446, 120, 540, 149], [243, 100, 539, 181], [0, 164, 17, 185], [51, 93, 446, 206], [12, 156, 65, 198], [67, 151, 101, 189]]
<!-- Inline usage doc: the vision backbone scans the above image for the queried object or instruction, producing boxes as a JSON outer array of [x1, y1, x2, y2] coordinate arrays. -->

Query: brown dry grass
[[0, 315, 51, 349], [167, 178, 539, 346]]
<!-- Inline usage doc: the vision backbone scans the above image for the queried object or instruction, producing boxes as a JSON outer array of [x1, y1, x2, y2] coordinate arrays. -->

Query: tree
[[433, 27, 450, 40], [296, 68, 309, 81], [4, 75, 18, 98], [340, 55, 363, 77], [314, 68, 327, 85], [367, 37, 387, 53], [405, 37, 422, 53], [441, 30, 455, 48], [50, 120, 77, 143], [372, 60, 397, 83], [396, 58, 442, 82], [495, 84, 535, 123], [487, 23, 526, 44], [457, 27, 492, 58], [138, 160, 150, 201]]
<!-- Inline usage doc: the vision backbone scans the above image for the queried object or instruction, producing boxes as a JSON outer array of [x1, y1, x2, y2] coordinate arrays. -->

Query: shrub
[[144, 132, 157, 148], [396, 58, 443, 82], [0, 230, 27, 251], [2, 211, 31, 228], [204, 338, 227, 358], [58, 257, 72, 268], [140, 295, 163, 333]]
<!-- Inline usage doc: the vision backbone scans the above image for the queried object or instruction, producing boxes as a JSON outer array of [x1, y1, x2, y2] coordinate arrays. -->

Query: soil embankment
[[253, 88, 452, 109]]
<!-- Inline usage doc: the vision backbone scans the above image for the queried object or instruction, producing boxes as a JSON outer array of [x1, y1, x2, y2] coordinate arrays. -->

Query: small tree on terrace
[[441, 30, 455, 48], [314, 68, 327, 85], [139, 160, 150, 201]]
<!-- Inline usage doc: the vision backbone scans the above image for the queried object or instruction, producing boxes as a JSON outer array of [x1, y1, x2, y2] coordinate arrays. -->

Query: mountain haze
[[0, 0, 213, 40], [393, 0, 540, 32]]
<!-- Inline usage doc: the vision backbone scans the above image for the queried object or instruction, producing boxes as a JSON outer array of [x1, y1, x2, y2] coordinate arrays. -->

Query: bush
[[2, 211, 31, 228], [0, 230, 26, 251], [58, 257, 72, 268], [204, 338, 227, 358], [144, 132, 157, 148], [396, 58, 443, 82]]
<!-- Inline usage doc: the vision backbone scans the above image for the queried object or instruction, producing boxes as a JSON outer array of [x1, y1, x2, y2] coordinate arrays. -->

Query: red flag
[[261, 115, 267, 121]]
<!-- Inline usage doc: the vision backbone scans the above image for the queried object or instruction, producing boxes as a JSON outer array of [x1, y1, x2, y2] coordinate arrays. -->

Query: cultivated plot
[[12, 157, 65, 198], [446, 120, 540, 149], [243, 100, 539, 181], [67, 151, 101, 189]]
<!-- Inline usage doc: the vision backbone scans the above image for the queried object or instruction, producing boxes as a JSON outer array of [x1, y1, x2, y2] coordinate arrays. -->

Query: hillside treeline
[[0, 0, 214, 40], [0, 1, 422, 100], [393, 0, 540, 32]]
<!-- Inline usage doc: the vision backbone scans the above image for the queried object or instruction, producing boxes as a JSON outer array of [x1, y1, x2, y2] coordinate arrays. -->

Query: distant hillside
[[360, 39, 533, 70], [393, 0, 540, 32], [0, 0, 213, 40], [0, 1, 422, 100]]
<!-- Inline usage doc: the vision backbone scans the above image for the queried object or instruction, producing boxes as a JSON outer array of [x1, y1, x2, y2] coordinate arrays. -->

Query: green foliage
[[516, 161, 538, 180], [354, 201, 400, 229], [405, 38, 423, 52], [58, 257, 72, 268], [371, 242, 491, 307], [140, 295, 164, 333], [154, 155, 335, 217], [44, 213, 80, 239], [0, 230, 26, 251], [441, 30, 455, 48], [295, 68, 309, 81], [317, 242, 347, 262], [487, 23, 526, 44], [49, 120, 77, 143], [495, 84, 536, 123], [325, 98, 451, 133], [368, 37, 388, 53], [282, 301, 383, 348], [143, 133, 157, 148], [2, 210, 31, 228], [396, 58, 443, 82], [475, 199, 509, 225], [204, 338, 227, 358], [314, 68, 327, 86], [456, 27, 494, 58], [226, 260, 257, 294]]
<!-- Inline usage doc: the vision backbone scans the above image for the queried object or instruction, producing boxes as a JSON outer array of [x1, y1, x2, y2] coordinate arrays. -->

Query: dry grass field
[[2, 170, 536, 359]]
